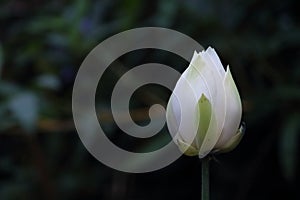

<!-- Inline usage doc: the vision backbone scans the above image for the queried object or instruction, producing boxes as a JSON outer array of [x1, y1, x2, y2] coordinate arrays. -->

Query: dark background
[[0, 0, 299, 199]]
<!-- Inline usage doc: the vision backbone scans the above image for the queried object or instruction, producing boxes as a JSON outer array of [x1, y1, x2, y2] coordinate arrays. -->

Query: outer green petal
[[215, 123, 245, 153], [198, 102, 219, 158], [195, 94, 212, 148], [177, 139, 199, 156]]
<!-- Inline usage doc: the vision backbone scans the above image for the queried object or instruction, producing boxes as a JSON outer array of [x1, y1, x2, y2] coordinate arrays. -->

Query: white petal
[[167, 69, 201, 146], [166, 95, 180, 139], [182, 51, 210, 99], [206, 47, 226, 77], [197, 51, 226, 157], [167, 50, 216, 148], [215, 66, 242, 148]]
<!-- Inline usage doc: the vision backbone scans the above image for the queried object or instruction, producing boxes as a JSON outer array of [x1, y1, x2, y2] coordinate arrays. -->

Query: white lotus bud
[[166, 47, 244, 158]]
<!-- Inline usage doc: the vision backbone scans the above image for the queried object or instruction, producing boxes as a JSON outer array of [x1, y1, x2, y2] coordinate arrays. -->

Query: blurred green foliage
[[0, 0, 299, 199]]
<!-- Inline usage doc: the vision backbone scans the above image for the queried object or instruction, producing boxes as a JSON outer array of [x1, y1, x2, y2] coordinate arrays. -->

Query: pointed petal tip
[[206, 46, 215, 52], [190, 51, 200, 64], [224, 65, 233, 80], [226, 65, 230, 72], [192, 50, 198, 58]]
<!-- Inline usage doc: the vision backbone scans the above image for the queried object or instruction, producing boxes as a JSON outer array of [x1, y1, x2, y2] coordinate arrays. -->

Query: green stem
[[202, 157, 210, 200]]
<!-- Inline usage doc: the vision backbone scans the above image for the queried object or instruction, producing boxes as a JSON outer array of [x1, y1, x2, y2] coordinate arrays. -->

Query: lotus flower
[[166, 47, 244, 158]]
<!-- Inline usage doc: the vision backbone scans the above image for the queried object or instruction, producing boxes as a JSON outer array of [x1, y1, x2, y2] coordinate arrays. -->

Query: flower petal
[[198, 101, 219, 158], [166, 95, 180, 139], [215, 66, 242, 148], [171, 52, 211, 145], [183, 51, 210, 99], [195, 94, 212, 149], [166, 66, 202, 146], [206, 47, 226, 77], [215, 122, 245, 153], [176, 139, 199, 156], [166, 95, 196, 151], [196, 51, 226, 157]]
